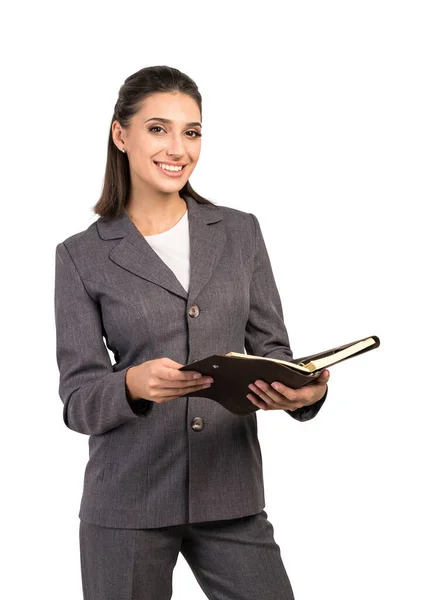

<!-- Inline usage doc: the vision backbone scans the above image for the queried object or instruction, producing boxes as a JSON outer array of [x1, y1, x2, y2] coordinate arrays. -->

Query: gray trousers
[[79, 510, 295, 600]]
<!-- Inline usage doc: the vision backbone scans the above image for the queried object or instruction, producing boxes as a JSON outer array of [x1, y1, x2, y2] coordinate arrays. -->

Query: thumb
[[160, 357, 184, 369], [318, 369, 330, 383]]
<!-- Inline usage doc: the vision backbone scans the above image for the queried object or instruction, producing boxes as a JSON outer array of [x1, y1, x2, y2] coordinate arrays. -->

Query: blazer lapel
[[96, 194, 226, 303]]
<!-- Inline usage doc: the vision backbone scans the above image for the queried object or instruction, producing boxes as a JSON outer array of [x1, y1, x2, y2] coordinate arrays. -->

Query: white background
[[2, 1, 430, 599]]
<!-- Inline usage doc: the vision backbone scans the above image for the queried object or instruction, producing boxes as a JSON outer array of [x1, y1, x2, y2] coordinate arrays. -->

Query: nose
[[166, 132, 186, 157]]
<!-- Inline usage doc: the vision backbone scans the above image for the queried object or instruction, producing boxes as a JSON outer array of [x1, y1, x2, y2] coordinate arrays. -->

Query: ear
[[111, 120, 126, 151]]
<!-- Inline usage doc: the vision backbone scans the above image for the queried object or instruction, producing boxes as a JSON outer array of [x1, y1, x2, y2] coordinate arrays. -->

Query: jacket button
[[191, 417, 204, 431], [188, 304, 200, 317]]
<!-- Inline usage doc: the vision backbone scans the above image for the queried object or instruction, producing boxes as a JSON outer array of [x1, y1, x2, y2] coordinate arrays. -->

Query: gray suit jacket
[[54, 193, 327, 529]]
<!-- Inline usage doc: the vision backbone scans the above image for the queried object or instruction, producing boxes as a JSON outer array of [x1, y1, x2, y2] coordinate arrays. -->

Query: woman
[[54, 65, 330, 600]]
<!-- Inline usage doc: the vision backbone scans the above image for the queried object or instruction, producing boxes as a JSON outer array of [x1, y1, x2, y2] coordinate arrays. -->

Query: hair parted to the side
[[93, 65, 217, 220]]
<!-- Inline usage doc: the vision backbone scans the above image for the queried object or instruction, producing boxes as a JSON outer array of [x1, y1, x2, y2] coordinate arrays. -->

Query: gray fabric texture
[[79, 509, 295, 600], [54, 193, 327, 528]]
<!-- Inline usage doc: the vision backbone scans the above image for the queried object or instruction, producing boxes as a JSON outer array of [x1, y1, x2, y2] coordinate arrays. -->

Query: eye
[[186, 130, 202, 138], [148, 126, 202, 138], [148, 126, 165, 134]]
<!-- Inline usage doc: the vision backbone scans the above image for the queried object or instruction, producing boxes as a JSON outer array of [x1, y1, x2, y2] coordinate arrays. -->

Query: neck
[[125, 193, 187, 236]]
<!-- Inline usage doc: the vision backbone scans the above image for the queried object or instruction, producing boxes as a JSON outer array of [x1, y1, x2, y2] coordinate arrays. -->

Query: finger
[[162, 367, 212, 385], [270, 379, 325, 403], [270, 381, 300, 401], [159, 378, 213, 391], [248, 387, 299, 411], [249, 381, 286, 408], [156, 381, 212, 399], [246, 393, 268, 410], [183, 381, 213, 393], [164, 378, 213, 390]]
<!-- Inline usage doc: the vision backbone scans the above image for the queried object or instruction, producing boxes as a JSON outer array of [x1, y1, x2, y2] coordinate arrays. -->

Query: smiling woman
[[93, 68, 211, 223], [54, 65, 321, 600]]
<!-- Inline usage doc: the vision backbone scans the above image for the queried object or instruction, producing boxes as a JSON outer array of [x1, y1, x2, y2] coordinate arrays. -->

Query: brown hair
[[93, 65, 217, 219]]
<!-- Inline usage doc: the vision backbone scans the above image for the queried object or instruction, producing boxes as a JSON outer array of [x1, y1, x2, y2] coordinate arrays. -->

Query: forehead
[[136, 92, 201, 121]]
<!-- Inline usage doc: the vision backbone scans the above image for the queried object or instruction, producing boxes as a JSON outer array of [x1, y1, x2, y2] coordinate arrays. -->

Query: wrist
[[125, 366, 141, 401]]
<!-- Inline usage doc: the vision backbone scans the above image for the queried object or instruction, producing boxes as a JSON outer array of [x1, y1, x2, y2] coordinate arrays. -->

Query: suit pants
[[79, 509, 295, 600]]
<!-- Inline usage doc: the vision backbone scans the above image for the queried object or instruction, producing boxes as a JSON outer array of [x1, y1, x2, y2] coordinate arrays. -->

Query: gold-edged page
[[301, 337, 376, 371], [225, 352, 311, 373]]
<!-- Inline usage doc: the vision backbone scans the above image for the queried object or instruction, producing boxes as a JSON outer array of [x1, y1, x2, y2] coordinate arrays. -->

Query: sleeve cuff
[[124, 368, 152, 417], [126, 397, 151, 416], [285, 385, 328, 422]]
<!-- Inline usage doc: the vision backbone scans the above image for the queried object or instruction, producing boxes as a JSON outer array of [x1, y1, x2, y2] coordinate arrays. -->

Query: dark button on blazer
[[54, 193, 327, 529]]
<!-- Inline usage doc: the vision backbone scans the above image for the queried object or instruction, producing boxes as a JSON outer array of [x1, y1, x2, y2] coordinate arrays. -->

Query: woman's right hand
[[125, 357, 213, 404]]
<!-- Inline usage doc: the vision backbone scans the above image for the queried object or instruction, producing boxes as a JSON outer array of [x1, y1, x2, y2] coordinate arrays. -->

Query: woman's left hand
[[246, 369, 330, 411]]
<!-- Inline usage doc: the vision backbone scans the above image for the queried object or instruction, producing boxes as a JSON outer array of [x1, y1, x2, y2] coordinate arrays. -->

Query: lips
[[153, 161, 186, 177], [153, 161, 186, 169]]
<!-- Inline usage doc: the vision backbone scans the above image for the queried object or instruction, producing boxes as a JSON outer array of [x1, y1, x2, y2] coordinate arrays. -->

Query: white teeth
[[156, 162, 184, 172]]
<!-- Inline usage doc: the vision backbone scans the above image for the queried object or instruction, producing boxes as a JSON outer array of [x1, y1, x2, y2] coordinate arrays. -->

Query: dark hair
[[92, 66, 216, 219]]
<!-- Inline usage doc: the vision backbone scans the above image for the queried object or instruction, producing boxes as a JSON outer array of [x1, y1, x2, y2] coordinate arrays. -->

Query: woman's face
[[112, 92, 202, 196]]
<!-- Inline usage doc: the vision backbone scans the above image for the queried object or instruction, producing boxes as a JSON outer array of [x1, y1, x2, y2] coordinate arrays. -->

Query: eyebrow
[[144, 117, 202, 128]]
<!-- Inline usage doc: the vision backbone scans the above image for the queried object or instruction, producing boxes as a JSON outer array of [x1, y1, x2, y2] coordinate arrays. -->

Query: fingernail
[[193, 373, 201, 379]]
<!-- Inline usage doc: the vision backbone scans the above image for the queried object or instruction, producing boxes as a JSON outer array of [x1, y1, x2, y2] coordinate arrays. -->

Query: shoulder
[[211, 201, 256, 233], [215, 203, 263, 257], [55, 220, 101, 263], [207, 201, 262, 262]]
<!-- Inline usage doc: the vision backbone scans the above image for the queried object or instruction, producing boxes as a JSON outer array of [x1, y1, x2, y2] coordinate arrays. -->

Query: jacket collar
[[96, 194, 226, 302]]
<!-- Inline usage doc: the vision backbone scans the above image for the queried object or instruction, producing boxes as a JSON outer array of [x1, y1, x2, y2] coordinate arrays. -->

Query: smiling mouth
[[153, 161, 186, 171]]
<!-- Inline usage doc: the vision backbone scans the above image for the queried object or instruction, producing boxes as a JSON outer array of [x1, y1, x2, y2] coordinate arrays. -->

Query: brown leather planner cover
[[179, 335, 380, 416]]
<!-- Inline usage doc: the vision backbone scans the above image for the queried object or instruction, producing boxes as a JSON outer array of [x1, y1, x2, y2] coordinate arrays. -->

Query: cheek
[[187, 152, 200, 176], [129, 144, 160, 175], [186, 139, 201, 161], [133, 133, 163, 159]]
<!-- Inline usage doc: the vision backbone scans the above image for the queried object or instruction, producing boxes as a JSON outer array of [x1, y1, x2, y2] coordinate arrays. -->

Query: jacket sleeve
[[54, 242, 150, 436], [244, 213, 327, 422]]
